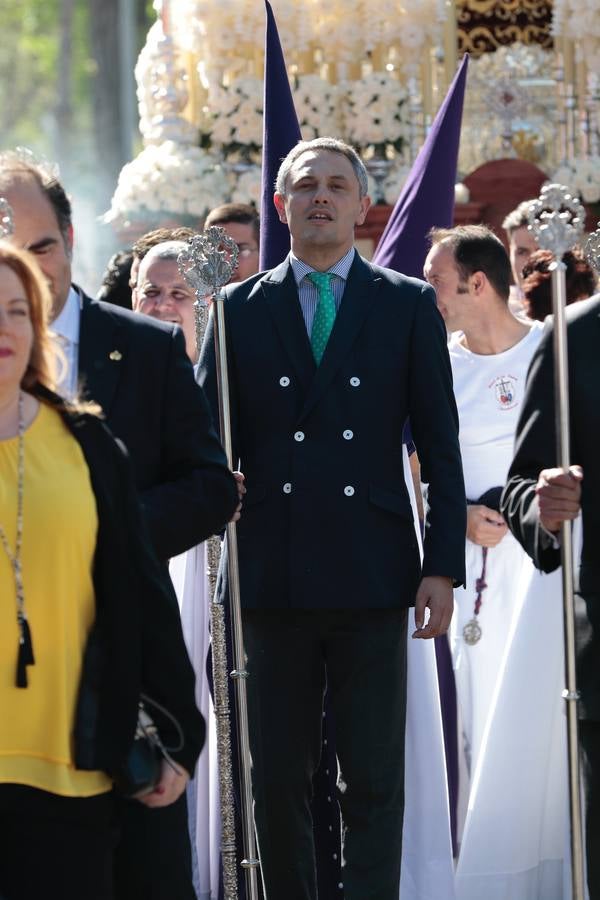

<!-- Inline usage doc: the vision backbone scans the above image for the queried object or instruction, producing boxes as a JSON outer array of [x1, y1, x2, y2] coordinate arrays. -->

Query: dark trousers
[[0, 785, 115, 900], [113, 793, 195, 900], [243, 608, 409, 900], [580, 720, 600, 899]]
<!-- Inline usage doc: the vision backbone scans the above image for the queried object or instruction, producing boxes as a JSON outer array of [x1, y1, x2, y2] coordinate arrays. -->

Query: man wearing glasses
[[204, 202, 260, 283]]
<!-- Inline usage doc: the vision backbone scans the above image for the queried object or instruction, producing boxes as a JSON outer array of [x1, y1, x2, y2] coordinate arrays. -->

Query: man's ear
[[65, 224, 74, 261], [131, 285, 141, 311], [355, 194, 371, 227], [273, 192, 287, 224], [471, 270, 487, 295]]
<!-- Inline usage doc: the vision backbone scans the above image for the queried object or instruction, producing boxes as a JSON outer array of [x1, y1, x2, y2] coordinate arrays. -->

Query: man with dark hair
[[97, 249, 134, 309], [502, 199, 538, 292], [204, 202, 260, 282], [424, 224, 543, 810], [130, 225, 197, 291], [199, 137, 465, 899], [0, 149, 238, 900]]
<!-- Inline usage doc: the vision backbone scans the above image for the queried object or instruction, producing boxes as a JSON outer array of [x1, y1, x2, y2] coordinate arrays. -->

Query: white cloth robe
[[455, 518, 585, 900]]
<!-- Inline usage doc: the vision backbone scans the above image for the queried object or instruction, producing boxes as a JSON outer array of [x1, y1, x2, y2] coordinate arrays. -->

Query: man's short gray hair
[[275, 138, 369, 198], [142, 240, 188, 266]]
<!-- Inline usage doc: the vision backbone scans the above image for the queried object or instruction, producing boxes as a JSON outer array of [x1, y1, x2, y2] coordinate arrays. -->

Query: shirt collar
[[290, 247, 356, 288], [51, 286, 81, 345]]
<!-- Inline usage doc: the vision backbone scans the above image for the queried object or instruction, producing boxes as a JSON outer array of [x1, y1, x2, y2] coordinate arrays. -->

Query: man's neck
[[460, 306, 531, 355], [291, 243, 354, 272], [50, 290, 70, 324]]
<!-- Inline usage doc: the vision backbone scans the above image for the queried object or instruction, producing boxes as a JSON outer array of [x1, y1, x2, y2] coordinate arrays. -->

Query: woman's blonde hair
[[0, 240, 58, 391]]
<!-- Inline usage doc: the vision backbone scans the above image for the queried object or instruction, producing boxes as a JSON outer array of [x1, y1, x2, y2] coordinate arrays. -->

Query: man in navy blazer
[[199, 137, 466, 900]]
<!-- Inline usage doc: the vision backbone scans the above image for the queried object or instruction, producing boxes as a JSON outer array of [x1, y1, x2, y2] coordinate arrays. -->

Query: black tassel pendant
[[16, 617, 35, 688]]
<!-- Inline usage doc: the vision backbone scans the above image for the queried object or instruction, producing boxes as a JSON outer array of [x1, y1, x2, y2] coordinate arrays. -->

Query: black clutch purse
[[113, 694, 185, 798]]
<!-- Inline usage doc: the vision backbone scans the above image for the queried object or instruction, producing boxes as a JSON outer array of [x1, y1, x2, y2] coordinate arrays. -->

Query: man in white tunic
[[424, 225, 543, 821]]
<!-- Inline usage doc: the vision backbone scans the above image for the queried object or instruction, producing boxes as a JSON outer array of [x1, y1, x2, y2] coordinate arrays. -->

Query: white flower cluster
[[382, 163, 411, 205], [103, 141, 229, 227], [552, 156, 600, 203], [202, 77, 263, 159], [169, 0, 445, 84], [228, 166, 262, 207], [292, 75, 342, 141], [342, 73, 410, 154]]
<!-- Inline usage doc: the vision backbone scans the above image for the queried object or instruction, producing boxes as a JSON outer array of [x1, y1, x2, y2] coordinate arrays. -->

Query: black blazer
[[501, 295, 600, 717], [199, 254, 466, 610], [31, 392, 205, 777], [77, 290, 238, 560]]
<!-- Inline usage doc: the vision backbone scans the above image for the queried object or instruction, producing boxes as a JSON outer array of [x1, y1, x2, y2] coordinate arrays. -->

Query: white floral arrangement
[[103, 141, 230, 227], [292, 75, 342, 141], [228, 165, 262, 207], [382, 163, 411, 206], [202, 76, 263, 161], [551, 156, 600, 203], [341, 73, 410, 156]]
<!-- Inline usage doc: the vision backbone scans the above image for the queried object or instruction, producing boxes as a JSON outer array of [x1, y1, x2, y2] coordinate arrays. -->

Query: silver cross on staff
[[177, 226, 239, 354], [0, 198, 15, 239], [529, 181, 586, 900]]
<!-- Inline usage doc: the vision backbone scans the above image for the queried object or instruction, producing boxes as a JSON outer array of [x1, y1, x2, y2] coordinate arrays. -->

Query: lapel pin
[[109, 350, 122, 361]]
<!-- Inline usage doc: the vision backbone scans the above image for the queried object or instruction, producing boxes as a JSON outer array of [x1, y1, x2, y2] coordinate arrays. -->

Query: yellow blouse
[[0, 402, 111, 797]]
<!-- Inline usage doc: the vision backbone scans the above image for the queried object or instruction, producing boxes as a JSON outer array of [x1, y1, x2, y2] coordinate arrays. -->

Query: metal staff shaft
[[551, 261, 586, 900], [205, 534, 239, 900], [212, 295, 260, 900]]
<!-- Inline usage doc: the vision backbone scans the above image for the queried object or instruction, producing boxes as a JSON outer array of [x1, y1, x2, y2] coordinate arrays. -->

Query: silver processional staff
[[178, 227, 260, 900], [0, 198, 15, 239], [527, 183, 586, 900]]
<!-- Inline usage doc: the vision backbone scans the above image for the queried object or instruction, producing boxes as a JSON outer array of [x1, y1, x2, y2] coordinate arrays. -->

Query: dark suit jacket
[[29, 391, 204, 777], [77, 290, 238, 560], [198, 253, 466, 610], [501, 295, 600, 717]]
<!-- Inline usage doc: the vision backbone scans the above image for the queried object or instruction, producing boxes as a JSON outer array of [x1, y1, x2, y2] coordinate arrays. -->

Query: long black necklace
[[0, 392, 35, 687]]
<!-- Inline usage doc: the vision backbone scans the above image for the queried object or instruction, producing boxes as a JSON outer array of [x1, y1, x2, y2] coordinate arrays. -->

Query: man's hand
[[536, 465, 583, 533], [467, 504, 508, 547], [412, 575, 454, 639], [231, 471, 246, 523], [136, 760, 190, 809]]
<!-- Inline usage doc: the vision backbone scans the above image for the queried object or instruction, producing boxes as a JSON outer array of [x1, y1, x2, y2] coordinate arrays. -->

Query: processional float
[[178, 227, 260, 900], [527, 183, 586, 900]]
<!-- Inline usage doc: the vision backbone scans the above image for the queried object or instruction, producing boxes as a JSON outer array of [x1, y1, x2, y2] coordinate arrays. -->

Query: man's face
[[2, 177, 73, 320], [508, 226, 537, 289], [217, 221, 259, 283], [423, 243, 473, 333], [133, 257, 197, 362], [273, 150, 370, 263]]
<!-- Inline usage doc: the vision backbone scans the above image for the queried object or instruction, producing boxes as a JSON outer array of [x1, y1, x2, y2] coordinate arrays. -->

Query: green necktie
[[308, 272, 336, 365]]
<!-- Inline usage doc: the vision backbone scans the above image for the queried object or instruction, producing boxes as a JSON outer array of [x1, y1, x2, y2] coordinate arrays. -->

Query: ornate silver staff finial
[[178, 227, 239, 299], [0, 198, 15, 238], [178, 227, 240, 351], [583, 226, 600, 275], [527, 183, 585, 260]]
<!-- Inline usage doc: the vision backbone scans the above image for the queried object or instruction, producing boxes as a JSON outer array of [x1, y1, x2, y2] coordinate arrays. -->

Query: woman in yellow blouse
[[0, 241, 204, 900]]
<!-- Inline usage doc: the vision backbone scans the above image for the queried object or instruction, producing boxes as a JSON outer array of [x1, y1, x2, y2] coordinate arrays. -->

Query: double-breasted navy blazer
[[199, 253, 466, 610]]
